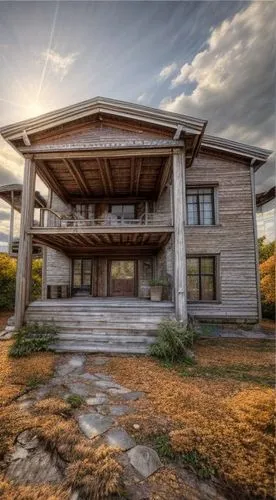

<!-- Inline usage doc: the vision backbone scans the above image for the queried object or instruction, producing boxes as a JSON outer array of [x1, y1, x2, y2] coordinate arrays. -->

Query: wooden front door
[[109, 260, 136, 297]]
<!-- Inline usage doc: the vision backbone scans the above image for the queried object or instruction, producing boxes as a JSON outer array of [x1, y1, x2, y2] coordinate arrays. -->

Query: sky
[[0, 0, 275, 246]]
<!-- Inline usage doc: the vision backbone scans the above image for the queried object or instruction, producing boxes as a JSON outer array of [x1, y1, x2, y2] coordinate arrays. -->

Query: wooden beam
[[8, 191, 14, 255], [173, 125, 183, 140], [135, 158, 142, 195], [35, 160, 70, 204], [173, 150, 187, 323], [71, 196, 148, 204], [29, 148, 176, 160], [130, 157, 135, 194], [63, 159, 90, 196], [96, 158, 109, 195], [15, 159, 36, 328], [29, 226, 174, 235], [22, 130, 31, 146], [103, 159, 114, 195], [156, 156, 172, 200]]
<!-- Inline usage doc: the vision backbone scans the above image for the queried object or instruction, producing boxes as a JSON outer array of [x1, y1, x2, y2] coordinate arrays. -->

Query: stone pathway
[[5, 354, 226, 499]]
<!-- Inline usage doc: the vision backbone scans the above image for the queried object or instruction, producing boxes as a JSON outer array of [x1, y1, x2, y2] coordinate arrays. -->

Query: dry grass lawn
[[89, 339, 275, 499]]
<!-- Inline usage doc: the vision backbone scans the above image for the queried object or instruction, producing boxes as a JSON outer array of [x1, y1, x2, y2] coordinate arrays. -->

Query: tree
[[258, 236, 275, 264], [260, 254, 275, 319]]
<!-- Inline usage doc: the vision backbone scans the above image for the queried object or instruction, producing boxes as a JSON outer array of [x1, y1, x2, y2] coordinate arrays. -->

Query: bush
[[9, 322, 59, 357], [0, 254, 42, 311], [260, 254, 275, 319], [66, 394, 85, 408], [150, 319, 198, 363]]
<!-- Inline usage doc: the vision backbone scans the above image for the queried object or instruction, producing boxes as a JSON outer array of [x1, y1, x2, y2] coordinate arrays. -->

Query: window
[[186, 187, 215, 225], [187, 256, 217, 301], [110, 204, 135, 223]]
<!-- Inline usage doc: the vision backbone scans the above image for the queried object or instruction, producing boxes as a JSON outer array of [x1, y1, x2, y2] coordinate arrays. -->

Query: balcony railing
[[38, 208, 173, 228]]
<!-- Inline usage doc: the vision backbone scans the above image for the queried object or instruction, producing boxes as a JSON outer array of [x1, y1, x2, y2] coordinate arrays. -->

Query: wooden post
[[250, 164, 262, 322], [15, 159, 36, 329], [173, 150, 187, 323], [8, 191, 15, 255]]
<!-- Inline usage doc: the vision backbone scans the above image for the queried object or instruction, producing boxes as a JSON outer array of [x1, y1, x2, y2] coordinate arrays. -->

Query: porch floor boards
[[25, 298, 175, 354]]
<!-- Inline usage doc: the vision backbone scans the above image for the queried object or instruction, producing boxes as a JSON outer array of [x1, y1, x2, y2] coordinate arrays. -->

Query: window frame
[[186, 185, 218, 226], [109, 204, 136, 223], [186, 254, 220, 303]]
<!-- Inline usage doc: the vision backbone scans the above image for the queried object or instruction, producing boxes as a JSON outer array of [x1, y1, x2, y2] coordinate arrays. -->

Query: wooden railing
[[38, 208, 173, 228]]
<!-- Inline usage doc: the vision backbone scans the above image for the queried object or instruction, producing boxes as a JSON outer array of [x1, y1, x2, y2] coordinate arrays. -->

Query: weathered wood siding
[[46, 249, 71, 287], [185, 152, 258, 322]]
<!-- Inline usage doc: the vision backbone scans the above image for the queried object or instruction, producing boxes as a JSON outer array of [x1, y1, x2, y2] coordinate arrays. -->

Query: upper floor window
[[110, 204, 135, 223], [186, 187, 215, 225]]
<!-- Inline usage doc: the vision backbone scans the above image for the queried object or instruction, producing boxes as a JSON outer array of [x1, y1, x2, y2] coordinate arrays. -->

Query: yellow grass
[[0, 340, 55, 405], [91, 340, 275, 498]]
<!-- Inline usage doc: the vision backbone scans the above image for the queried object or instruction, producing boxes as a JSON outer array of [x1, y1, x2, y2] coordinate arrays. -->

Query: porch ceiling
[[35, 153, 172, 203], [32, 231, 172, 256]]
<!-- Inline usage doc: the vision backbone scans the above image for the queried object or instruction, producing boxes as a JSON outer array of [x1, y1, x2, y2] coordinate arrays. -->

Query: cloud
[[0, 208, 10, 222], [159, 62, 177, 81], [137, 93, 147, 103], [0, 232, 8, 242], [42, 49, 79, 80], [161, 2, 276, 149], [0, 138, 23, 185]]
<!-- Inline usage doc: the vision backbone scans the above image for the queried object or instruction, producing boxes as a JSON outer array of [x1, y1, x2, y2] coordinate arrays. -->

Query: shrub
[[66, 394, 85, 409], [260, 254, 275, 319], [150, 319, 198, 363], [9, 322, 59, 357]]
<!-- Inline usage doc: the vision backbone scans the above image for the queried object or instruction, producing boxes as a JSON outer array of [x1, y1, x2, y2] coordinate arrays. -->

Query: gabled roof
[[201, 134, 272, 166], [0, 96, 206, 140]]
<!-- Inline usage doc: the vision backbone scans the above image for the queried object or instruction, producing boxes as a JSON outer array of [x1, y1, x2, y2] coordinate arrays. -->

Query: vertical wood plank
[[15, 159, 36, 329], [173, 150, 187, 323]]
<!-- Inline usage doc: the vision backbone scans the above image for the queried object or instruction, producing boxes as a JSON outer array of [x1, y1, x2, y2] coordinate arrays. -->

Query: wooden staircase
[[25, 298, 175, 354]]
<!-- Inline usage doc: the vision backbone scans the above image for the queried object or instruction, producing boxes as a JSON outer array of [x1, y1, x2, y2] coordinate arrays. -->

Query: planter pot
[[150, 286, 163, 302]]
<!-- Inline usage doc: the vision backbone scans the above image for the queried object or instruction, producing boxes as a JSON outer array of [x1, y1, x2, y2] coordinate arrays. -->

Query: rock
[[122, 391, 144, 401], [94, 380, 120, 389], [133, 424, 140, 430], [127, 445, 162, 478], [17, 431, 39, 450], [108, 387, 130, 396], [10, 447, 29, 460], [68, 355, 85, 367], [109, 405, 130, 416], [105, 428, 136, 451], [94, 373, 113, 381], [78, 414, 114, 438], [67, 383, 90, 397], [4, 325, 15, 332], [86, 396, 107, 406], [7, 315, 15, 326], [18, 399, 34, 410], [79, 372, 98, 381], [93, 357, 108, 366]]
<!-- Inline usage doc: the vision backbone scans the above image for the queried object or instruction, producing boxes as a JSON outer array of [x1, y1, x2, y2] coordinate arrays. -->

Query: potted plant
[[149, 278, 167, 302]]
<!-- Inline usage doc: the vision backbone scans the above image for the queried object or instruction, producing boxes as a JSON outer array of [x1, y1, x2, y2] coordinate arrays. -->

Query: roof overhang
[[0, 184, 46, 211], [201, 134, 272, 168]]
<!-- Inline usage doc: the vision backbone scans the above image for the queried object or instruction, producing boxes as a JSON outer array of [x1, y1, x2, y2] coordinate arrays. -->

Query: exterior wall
[[156, 238, 174, 300], [46, 249, 71, 287], [185, 152, 258, 322]]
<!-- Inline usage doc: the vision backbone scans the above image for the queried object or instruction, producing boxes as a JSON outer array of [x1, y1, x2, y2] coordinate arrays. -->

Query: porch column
[[173, 150, 187, 323], [8, 190, 14, 255], [15, 159, 36, 329]]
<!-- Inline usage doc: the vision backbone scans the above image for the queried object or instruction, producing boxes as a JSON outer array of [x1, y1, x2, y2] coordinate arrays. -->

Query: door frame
[[107, 258, 138, 297]]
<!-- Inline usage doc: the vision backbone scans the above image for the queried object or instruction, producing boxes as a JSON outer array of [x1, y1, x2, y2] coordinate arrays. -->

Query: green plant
[[150, 319, 198, 363], [26, 375, 45, 388], [9, 322, 59, 357], [181, 450, 215, 479], [149, 278, 168, 286], [154, 434, 176, 460], [66, 394, 85, 408]]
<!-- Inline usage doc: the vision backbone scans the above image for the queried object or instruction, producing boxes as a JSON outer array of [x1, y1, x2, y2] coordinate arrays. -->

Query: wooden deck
[[25, 298, 175, 353]]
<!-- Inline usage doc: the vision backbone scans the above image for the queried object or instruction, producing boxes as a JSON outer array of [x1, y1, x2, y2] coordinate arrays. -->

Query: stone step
[[56, 333, 156, 343], [53, 342, 150, 354]]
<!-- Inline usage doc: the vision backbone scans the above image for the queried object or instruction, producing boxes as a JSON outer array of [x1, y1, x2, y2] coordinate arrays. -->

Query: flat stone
[[86, 396, 108, 406], [17, 431, 39, 450], [94, 373, 113, 381], [108, 387, 130, 396], [105, 428, 136, 451], [121, 391, 144, 401], [68, 355, 85, 368], [79, 372, 98, 381], [93, 357, 108, 366], [127, 445, 162, 478], [94, 380, 120, 390], [10, 446, 29, 460], [67, 383, 90, 397], [18, 399, 34, 410], [109, 405, 131, 416], [78, 414, 114, 438], [7, 446, 64, 484]]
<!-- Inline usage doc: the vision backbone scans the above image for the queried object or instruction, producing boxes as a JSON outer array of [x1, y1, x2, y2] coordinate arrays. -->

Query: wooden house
[[0, 97, 272, 352]]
